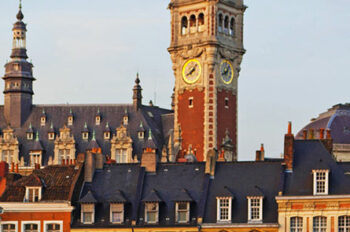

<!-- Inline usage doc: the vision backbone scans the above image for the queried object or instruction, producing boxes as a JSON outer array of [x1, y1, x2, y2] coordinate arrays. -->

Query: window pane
[[291, 217, 303, 232], [2, 224, 16, 232], [219, 198, 230, 221], [178, 211, 187, 222], [24, 224, 38, 232], [147, 212, 156, 222], [47, 223, 60, 232], [83, 212, 93, 223], [339, 216, 350, 232], [112, 212, 123, 223]]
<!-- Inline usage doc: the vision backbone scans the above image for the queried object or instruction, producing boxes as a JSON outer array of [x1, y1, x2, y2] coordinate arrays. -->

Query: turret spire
[[133, 73, 142, 111]]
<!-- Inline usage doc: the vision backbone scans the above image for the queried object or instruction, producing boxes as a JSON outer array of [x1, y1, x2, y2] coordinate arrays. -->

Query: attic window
[[217, 197, 232, 222], [176, 202, 190, 223], [25, 187, 41, 202], [27, 132, 33, 140], [81, 204, 95, 224], [123, 116, 128, 126], [110, 203, 124, 224], [48, 132, 55, 140], [68, 116, 73, 126], [225, 98, 229, 108], [30, 152, 41, 167], [247, 196, 263, 223], [145, 202, 159, 224], [188, 97, 193, 108], [96, 116, 101, 125], [40, 116, 46, 126], [104, 131, 110, 140], [313, 169, 329, 195], [138, 131, 144, 140], [82, 132, 89, 140]]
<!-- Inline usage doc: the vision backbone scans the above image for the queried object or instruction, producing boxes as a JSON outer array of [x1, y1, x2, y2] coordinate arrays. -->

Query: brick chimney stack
[[284, 122, 294, 172], [0, 161, 9, 178], [255, 144, 265, 161], [321, 129, 333, 154]]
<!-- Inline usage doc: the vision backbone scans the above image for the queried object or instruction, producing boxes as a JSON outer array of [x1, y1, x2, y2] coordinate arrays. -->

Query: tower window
[[225, 98, 229, 108], [27, 132, 33, 140], [224, 16, 229, 34], [218, 14, 223, 32], [188, 97, 194, 108], [230, 17, 235, 37], [181, 16, 188, 35], [189, 15, 196, 33], [198, 13, 205, 32]]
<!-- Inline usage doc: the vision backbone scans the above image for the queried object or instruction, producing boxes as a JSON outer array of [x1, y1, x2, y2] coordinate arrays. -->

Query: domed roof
[[296, 103, 350, 144]]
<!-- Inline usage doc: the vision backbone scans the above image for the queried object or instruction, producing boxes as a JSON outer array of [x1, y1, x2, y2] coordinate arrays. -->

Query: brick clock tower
[[168, 0, 246, 161]]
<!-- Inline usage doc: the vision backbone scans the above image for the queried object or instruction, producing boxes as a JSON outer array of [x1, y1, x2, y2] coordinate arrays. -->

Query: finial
[[105, 122, 109, 128], [19, 0, 22, 9], [35, 131, 39, 141], [148, 129, 152, 140], [42, 109, 46, 115], [16, 0, 24, 21], [84, 122, 87, 128], [139, 122, 143, 128], [50, 122, 53, 129], [124, 108, 128, 115], [92, 130, 96, 141], [135, 73, 140, 84], [29, 122, 32, 128]]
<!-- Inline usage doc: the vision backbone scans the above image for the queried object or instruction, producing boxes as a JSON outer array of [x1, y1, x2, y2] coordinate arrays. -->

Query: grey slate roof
[[0, 104, 173, 166], [80, 190, 98, 203]]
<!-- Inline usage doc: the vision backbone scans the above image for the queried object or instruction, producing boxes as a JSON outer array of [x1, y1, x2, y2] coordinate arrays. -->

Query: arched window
[[198, 13, 205, 32], [339, 216, 350, 232], [290, 217, 303, 232], [224, 16, 229, 34], [218, 14, 223, 32], [190, 15, 196, 33], [313, 216, 326, 232], [181, 16, 188, 35], [230, 17, 235, 37]]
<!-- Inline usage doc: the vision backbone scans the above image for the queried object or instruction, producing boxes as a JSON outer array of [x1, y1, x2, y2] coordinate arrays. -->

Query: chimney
[[0, 161, 9, 178], [321, 129, 333, 154], [284, 122, 294, 172], [303, 129, 307, 140], [77, 153, 85, 163], [255, 144, 265, 161], [10, 162, 14, 173], [15, 163, 19, 173], [95, 152, 105, 170], [205, 149, 217, 177], [141, 148, 157, 172], [319, 128, 325, 139], [308, 128, 314, 139], [35, 163, 40, 170], [84, 151, 96, 182]]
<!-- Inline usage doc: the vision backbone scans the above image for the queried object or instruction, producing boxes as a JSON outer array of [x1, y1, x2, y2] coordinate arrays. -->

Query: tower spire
[[133, 73, 142, 111], [2, 3, 35, 127]]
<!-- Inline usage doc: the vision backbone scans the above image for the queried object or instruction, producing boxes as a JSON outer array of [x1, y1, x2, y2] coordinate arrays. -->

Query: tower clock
[[168, 0, 246, 161]]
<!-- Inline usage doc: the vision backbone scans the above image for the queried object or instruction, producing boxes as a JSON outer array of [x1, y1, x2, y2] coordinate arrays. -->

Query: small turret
[[132, 73, 142, 111]]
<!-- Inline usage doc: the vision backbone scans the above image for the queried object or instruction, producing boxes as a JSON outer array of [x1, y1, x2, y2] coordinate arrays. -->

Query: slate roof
[[296, 103, 350, 144], [282, 140, 350, 196], [0, 165, 82, 202], [0, 104, 173, 166]]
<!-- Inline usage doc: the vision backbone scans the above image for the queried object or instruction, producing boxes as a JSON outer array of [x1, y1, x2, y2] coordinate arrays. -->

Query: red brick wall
[[0, 212, 71, 231], [178, 89, 205, 161], [217, 91, 237, 153]]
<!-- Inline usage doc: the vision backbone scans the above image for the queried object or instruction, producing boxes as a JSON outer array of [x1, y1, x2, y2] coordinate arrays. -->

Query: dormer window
[[145, 202, 159, 224], [138, 131, 144, 140], [81, 204, 95, 224], [217, 197, 232, 222], [104, 131, 110, 140], [176, 202, 190, 223], [48, 132, 55, 140], [68, 116, 73, 126], [313, 169, 329, 195], [82, 132, 89, 140], [247, 196, 263, 223], [40, 116, 46, 126], [27, 132, 33, 140], [25, 187, 41, 202], [123, 116, 128, 126], [96, 116, 101, 125], [110, 203, 124, 224]]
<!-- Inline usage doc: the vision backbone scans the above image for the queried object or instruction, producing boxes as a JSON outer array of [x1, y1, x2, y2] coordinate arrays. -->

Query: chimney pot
[[320, 128, 325, 139], [35, 163, 40, 170], [303, 129, 307, 140], [326, 129, 331, 139], [10, 162, 14, 172], [15, 163, 19, 173], [288, 121, 292, 134]]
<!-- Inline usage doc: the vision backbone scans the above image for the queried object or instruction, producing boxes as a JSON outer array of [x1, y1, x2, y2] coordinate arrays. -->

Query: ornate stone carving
[[110, 124, 133, 163], [0, 126, 19, 164], [54, 125, 76, 164]]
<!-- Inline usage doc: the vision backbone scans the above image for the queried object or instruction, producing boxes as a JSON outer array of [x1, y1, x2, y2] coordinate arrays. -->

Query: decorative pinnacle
[[16, 0, 24, 21], [148, 129, 152, 140], [50, 122, 53, 129], [35, 131, 39, 141], [135, 73, 140, 84], [92, 130, 96, 141], [139, 122, 143, 128], [29, 122, 32, 128], [84, 122, 87, 128], [105, 122, 109, 128]]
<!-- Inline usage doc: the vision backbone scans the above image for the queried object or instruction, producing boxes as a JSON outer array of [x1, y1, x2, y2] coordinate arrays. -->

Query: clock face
[[220, 60, 234, 84], [182, 59, 201, 84]]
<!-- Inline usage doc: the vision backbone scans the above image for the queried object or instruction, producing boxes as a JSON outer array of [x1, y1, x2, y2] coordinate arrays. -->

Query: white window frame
[[81, 203, 95, 224], [24, 187, 42, 202], [138, 131, 144, 140], [110, 203, 124, 224], [312, 169, 329, 195], [40, 117, 46, 126], [188, 97, 194, 108], [82, 132, 89, 140], [123, 116, 128, 126], [104, 132, 110, 140], [290, 216, 303, 232], [95, 116, 101, 125], [176, 202, 190, 223], [1, 221, 18, 232], [145, 202, 159, 224], [247, 196, 263, 223], [29, 152, 42, 167], [313, 216, 327, 232], [216, 197, 232, 222], [27, 132, 33, 140], [116, 149, 128, 163], [43, 221, 63, 232], [67, 116, 73, 126], [48, 133, 55, 141], [21, 221, 41, 232]]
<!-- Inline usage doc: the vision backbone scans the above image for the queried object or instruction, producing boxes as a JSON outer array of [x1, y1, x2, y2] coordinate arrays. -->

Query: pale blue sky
[[0, 1, 349, 160]]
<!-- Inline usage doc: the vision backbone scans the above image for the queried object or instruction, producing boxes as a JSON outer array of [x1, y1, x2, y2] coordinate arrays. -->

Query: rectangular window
[[248, 197, 263, 222], [81, 204, 94, 224], [2, 223, 16, 232], [58, 149, 71, 164], [110, 203, 124, 223], [313, 216, 326, 232], [145, 203, 159, 224], [339, 216, 350, 232], [290, 217, 303, 232], [104, 132, 110, 140], [25, 187, 41, 202], [95, 116, 101, 125], [30, 153, 41, 167], [46, 224, 60, 232], [24, 224, 38, 232], [48, 133, 55, 140], [40, 117, 46, 126], [116, 149, 128, 163], [225, 98, 229, 108], [82, 132, 89, 140], [217, 197, 232, 222], [313, 170, 329, 195], [68, 116, 73, 126], [188, 97, 194, 108], [1, 150, 14, 164], [176, 202, 190, 223]]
